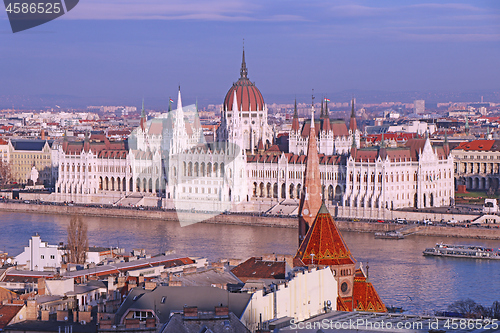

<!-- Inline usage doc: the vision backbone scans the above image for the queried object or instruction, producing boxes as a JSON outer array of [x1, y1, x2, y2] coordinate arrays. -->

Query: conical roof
[[349, 99, 357, 132], [295, 202, 356, 266], [297, 105, 322, 242]]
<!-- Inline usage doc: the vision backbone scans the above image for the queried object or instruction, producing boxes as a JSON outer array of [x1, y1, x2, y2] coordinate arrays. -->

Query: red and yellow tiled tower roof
[[295, 203, 356, 266]]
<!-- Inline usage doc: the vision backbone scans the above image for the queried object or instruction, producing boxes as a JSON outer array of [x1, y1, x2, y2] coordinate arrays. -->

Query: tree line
[[448, 299, 500, 319]]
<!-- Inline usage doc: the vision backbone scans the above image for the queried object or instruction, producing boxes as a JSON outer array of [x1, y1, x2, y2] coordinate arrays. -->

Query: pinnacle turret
[[240, 45, 248, 79]]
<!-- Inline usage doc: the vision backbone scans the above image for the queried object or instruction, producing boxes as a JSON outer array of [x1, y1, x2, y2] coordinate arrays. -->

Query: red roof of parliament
[[223, 48, 265, 112]]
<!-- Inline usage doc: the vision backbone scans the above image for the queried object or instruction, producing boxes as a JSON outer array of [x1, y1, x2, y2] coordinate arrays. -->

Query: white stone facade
[[344, 138, 454, 210], [14, 234, 63, 271], [241, 267, 337, 332]]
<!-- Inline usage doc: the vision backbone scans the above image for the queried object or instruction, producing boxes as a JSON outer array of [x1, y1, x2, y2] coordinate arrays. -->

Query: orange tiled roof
[[454, 140, 496, 151], [295, 203, 356, 266], [338, 269, 386, 312]]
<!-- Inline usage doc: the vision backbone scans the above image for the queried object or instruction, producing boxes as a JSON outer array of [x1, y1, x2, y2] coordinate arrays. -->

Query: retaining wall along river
[[1, 202, 500, 239]]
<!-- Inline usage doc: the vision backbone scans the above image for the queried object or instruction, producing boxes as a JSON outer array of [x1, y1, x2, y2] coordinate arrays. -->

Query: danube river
[[1, 211, 500, 314]]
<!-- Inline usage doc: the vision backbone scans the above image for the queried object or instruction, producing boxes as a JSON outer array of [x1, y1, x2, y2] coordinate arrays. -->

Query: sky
[[1, 0, 500, 108]]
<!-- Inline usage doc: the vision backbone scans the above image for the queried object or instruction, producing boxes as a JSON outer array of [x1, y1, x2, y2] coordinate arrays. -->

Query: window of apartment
[[133, 311, 153, 320], [50, 255, 55, 260], [41, 255, 44, 259]]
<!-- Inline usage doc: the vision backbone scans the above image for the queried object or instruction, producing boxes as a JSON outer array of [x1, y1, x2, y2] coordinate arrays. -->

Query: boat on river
[[423, 243, 500, 259], [374, 231, 405, 239]]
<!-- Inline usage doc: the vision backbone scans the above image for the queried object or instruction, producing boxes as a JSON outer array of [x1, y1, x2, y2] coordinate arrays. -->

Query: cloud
[[62, 0, 306, 22], [408, 3, 483, 12]]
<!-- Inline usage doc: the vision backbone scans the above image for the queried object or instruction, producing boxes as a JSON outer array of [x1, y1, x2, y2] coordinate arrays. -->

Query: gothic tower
[[297, 102, 322, 243]]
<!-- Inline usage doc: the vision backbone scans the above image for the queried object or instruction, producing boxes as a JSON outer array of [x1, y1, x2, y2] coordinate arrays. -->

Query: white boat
[[423, 243, 500, 259]]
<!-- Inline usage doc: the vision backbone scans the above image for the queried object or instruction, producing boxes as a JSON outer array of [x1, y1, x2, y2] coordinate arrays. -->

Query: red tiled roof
[[63, 136, 128, 158], [366, 133, 417, 143], [295, 203, 356, 266], [0, 304, 24, 329], [148, 122, 163, 136], [231, 257, 287, 282], [224, 77, 265, 112], [404, 138, 426, 160], [267, 144, 280, 152], [454, 140, 495, 151], [330, 120, 349, 137], [339, 269, 387, 312]]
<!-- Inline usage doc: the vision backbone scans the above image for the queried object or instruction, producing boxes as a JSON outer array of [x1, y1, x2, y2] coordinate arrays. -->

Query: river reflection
[[1, 211, 499, 314]]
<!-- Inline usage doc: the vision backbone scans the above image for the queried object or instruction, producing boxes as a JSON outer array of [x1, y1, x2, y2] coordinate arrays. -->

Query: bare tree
[[448, 299, 484, 318], [67, 215, 88, 264], [491, 301, 500, 319], [0, 159, 12, 186]]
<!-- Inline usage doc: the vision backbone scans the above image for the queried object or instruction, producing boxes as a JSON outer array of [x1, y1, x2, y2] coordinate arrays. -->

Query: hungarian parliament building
[[54, 51, 454, 214]]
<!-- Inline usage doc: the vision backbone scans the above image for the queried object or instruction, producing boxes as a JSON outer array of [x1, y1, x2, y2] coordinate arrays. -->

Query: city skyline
[[1, 1, 500, 108]]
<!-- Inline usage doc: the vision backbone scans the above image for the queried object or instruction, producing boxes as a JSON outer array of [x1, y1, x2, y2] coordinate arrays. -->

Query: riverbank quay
[[2, 202, 500, 239]]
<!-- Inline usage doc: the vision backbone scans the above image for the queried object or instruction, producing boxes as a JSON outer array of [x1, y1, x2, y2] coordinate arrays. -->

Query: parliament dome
[[223, 49, 265, 112]]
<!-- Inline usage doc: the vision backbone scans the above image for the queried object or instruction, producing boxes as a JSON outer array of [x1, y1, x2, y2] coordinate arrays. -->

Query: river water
[[1, 211, 500, 314]]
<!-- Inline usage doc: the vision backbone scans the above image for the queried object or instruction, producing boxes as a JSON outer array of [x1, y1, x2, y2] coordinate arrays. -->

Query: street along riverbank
[[2, 202, 500, 239]]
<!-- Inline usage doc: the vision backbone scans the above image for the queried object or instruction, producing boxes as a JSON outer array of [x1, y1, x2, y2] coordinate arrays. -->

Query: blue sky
[[1, 0, 500, 107]]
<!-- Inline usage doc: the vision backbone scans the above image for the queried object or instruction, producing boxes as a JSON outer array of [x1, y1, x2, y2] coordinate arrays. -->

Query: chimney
[[144, 281, 157, 290], [108, 276, 115, 291], [212, 262, 225, 273], [215, 306, 229, 317], [182, 266, 197, 274], [26, 300, 37, 320], [37, 278, 46, 296], [183, 306, 198, 318]]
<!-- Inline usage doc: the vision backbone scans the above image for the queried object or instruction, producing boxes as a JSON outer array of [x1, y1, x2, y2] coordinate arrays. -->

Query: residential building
[[14, 234, 63, 271], [161, 308, 250, 333], [112, 286, 252, 328], [8, 139, 54, 185], [0, 138, 9, 163], [240, 266, 338, 332], [54, 133, 131, 204], [452, 139, 500, 191]]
